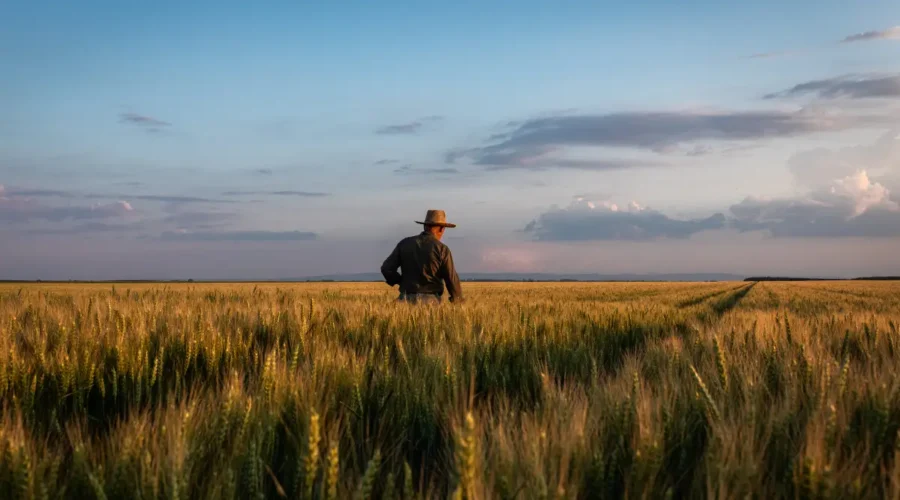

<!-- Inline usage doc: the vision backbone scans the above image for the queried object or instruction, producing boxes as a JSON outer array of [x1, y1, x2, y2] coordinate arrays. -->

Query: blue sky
[[2, 1, 900, 279]]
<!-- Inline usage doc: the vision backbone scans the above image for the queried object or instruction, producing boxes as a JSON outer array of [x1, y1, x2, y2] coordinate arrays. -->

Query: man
[[381, 209, 464, 304]]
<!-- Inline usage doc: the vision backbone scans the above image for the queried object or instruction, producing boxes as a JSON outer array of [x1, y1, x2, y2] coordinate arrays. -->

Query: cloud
[[375, 116, 443, 135], [114, 181, 145, 188], [0, 195, 134, 223], [787, 130, 900, 189], [222, 191, 329, 197], [496, 156, 657, 172], [256, 168, 274, 175], [445, 143, 661, 171], [163, 211, 237, 230], [523, 198, 726, 241], [841, 26, 900, 43], [135, 195, 228, 203], [765, 74, 900, 100], [685, 145, 714, 157], [25, 221, 145, 235], [450, 108, 865, 167], [87, 194, 233, 204], [524, 169, 900, 241], [6, 188, 74, 198], [730, 171, 900, 237], [375, 159, 401, 165], [160, 230, 318, 242], [831, 171, 896, 215], [377, 123, 424, 134], [119, 112, 171, 129], [744, 51, 796, 60], [393, 165, 460, 175]]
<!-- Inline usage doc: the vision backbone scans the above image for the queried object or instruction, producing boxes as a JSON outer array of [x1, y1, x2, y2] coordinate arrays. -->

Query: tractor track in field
[[689, 282, 757, 325], [676, 283, 748, 309], [710, 282, 756, 317]]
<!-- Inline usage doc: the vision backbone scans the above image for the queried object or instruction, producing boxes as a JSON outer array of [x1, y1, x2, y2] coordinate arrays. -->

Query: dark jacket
[[381, 231, 463, 301]]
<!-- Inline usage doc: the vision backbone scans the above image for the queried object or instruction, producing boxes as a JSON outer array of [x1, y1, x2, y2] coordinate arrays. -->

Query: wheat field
[[1, 280, 900, 499]]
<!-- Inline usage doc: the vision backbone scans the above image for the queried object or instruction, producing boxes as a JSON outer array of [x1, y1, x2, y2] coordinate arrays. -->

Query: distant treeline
[[744, 277, 829, 282], [745, 277, 900, 282]]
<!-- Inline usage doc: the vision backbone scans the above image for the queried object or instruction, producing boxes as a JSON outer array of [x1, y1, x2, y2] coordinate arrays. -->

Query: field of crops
[[2, 280, 900, 499]]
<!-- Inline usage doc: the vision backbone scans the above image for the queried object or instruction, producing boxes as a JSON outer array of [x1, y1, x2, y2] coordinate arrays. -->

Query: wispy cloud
[[375, 115, 443, 135], [163, 211, 238, 230], [119, 112, 171, 131], [393, 164, 460, 175], [222, 190, 329, 197], [765, 74, 900, 100], [6, 188, 74, 198], [161, 230, 318, 242], [841, 26, 900, 43], [25, 221, 145, 235], [136, 195, 231, 203], [449, 108, 861, 168], [374, 159, 401, 165], [744, 51, 795, 60], [87, 194, 233, 204], [0, 196, 134, 223], [486, 154, 658, 172]]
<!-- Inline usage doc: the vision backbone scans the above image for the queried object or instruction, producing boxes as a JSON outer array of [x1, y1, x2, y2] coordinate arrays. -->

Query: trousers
[[397, 292, 442, 304]]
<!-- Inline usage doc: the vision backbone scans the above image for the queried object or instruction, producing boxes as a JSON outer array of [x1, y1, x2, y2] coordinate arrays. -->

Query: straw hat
[[415, 209, 457, 228]]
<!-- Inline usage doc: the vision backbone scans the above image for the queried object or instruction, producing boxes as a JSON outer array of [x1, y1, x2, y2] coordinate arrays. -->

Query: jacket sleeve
[[440, 247, 464, 302], [381, 243, 402, 286]]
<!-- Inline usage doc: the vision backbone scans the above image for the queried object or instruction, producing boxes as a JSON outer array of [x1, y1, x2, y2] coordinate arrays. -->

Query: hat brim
[[416, 221, 457, 228]]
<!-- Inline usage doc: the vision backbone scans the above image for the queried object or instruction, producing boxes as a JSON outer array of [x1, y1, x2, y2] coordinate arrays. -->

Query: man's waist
[[400, 281, 443, 293]]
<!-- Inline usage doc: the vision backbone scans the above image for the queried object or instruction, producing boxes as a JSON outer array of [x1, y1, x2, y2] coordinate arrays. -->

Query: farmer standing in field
[[381, 209, 464, 304]]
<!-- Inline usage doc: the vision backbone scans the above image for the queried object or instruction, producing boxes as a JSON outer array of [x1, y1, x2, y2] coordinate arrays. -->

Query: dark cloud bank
[[524, 204, 727, 241]]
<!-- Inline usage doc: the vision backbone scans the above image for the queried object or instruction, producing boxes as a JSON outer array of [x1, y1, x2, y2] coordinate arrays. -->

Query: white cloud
[[568, 197, 649, 214], [787, 130, 900, 189], [827, 171, 898, 216], [730, 170, 900, 237], [841, 26, 900, 43]]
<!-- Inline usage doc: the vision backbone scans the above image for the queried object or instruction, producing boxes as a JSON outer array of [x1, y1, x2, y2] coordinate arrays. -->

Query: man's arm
[[440, 247, 464, 302], [381, 243, 402, 286]]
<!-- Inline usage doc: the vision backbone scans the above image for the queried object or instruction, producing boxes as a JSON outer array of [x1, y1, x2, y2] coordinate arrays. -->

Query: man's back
[[381, 231, 463, 301]]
